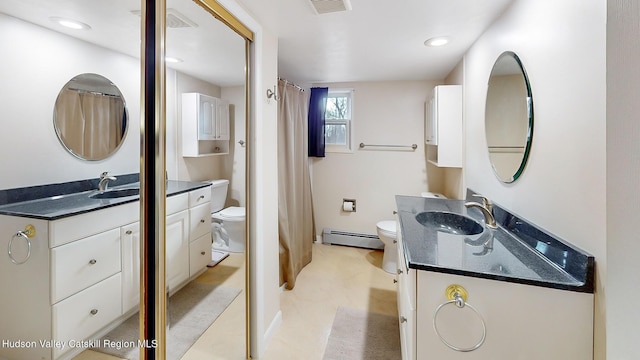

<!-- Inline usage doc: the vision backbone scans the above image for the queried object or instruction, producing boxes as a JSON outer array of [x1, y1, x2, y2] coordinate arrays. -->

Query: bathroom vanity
[[395, 194, 594, 360], [0, 175, 212, 360]]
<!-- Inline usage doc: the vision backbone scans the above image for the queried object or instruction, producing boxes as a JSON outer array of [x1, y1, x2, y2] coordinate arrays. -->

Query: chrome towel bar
[[359, 142, 418, 150]]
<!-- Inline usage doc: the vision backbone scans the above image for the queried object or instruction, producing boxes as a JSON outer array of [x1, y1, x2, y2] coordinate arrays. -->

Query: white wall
[[0, 13, 140, 189], [310, 80, 439, 238], [462, 1, 606, 358], [222, 85, 247, 207], [606, 1, 640, 359], [217, 0, 282, 356], [0, 12, 230, 188]]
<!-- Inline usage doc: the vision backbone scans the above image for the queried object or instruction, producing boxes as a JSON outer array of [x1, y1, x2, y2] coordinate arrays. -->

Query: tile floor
[[74, 243, 397, 359]]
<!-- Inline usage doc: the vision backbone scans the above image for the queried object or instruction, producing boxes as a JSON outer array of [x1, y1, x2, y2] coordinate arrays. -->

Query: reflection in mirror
[[53, 73, 128, 161], [167, 0, 248, 358], [485, 51, 533, 183]]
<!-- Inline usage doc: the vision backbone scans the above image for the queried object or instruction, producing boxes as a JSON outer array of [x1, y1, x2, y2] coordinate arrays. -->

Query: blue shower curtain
[[308, 87, 328, 157]]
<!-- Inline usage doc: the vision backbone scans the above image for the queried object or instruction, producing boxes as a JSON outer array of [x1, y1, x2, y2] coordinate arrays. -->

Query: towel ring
[[8, 225, 35, 265], [432, 284, 486, 352], [9, 232, 32, 265]]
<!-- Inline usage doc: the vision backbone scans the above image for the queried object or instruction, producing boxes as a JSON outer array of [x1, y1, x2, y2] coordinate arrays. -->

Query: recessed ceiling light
[[165, 57, 184, 63], [424, 37, 450, 47], [50, 16, 91, 30]]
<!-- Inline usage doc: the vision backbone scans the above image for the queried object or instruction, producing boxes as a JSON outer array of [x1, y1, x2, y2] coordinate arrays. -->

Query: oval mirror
[[485, 51, 533, 183], [53, 73, 128, 161]]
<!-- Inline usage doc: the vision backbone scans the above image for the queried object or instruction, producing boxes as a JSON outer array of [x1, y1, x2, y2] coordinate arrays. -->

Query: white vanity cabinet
[[187, 187, 213, 277], [415, 271, 593, 360], [121, 221, 141, 314], [425, 85, 462, 167], [395, 222, 593, 360], [182, 92, 230, 157], [0, 186, 212, 360], [395, 223, 416, 360]]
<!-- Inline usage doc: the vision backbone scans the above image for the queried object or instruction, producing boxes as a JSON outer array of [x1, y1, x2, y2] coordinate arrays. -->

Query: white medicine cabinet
[[425, 85, 462, 167], [182, 92, 230, 157]]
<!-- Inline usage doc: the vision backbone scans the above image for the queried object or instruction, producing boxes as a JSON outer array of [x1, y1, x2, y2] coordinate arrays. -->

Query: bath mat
[[323, 307, 401, 360], [208, 249, 229, 267], [92, 282, 241, 360]]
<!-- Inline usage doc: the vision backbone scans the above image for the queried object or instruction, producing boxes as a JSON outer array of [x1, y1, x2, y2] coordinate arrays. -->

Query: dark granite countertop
[[395, 194, 594, 293], [0, 174, 211, 221]]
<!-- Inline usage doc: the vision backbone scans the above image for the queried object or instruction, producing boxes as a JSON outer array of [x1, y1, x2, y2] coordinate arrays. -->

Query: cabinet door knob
[[89, 259, 97, 265], [393, 279, 398, 284], [198, 195, 205, 200], [400, 316, 407, 323], [200, 219, 206, 223], [90, 309, 99, 315], [397, 269, 403, 275], [393, 239, 397, 244], [201, 251, 206, 255], [393, 210, 397, 215], [126, 230, 133, 235]]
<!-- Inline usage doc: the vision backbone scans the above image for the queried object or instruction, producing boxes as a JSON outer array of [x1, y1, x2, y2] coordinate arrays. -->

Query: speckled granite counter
[[0, 173, 211, 220], [395, 194, 594, 293]]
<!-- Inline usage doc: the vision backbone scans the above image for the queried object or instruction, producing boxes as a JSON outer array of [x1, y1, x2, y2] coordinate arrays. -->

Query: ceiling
[[238, 0, 515, 84], [0, 0, 514, 87], [0, 0, 246, 86]]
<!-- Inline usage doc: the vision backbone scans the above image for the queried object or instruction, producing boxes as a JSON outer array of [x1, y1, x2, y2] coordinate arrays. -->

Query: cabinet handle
[[89, 259, 97, 265], [397, 269, 403, 275], [400, 316, 407, 323], [126, 230, 133, 235], [200, 219, 206, 223], [198, 195, 205, 200], [393, 239, 397, 244], [393, 279, 398, 283], [90, 309, 99, 315], [393, 210, 397, 215]]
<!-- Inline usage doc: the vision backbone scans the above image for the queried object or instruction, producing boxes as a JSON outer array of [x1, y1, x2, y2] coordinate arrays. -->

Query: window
[[324, 89, 354, 152]]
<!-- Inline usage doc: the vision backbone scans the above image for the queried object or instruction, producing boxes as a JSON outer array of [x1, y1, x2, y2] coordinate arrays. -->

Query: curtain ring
[[8, 231, 32, 265]]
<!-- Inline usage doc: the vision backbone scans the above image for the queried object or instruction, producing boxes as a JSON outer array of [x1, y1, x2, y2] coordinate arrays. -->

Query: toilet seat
[[212, 206, 245, 221], [376, 220, 397, 238]]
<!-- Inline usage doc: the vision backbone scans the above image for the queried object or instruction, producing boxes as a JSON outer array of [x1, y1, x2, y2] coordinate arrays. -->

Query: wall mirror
[[485, 51, 533, 183], [53, 73, 128, 161], [2, 0, 251, 357]]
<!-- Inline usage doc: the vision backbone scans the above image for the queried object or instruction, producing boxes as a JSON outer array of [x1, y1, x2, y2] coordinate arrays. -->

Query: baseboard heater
[[322, 228, 384, 250]]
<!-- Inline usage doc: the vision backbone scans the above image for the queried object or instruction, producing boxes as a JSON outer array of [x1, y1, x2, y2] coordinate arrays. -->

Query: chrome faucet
[[98, 172, 117, 192], [464, 194, 497, 229]]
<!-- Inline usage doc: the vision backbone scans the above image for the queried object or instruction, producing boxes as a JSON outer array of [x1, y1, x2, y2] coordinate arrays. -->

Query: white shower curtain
[[277, 79, 315, 289]]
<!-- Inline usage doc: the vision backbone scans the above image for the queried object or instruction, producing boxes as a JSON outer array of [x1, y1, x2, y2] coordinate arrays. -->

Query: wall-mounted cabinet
[[182, 92, 230, 157], [425, 85, 462, 168]]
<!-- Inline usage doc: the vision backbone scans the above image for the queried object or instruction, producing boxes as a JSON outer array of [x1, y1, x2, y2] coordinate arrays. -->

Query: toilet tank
[[208, 179, 229, 213]]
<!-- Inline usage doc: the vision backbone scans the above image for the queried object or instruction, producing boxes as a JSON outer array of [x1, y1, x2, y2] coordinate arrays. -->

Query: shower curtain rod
[[278, 77, 305, 91]]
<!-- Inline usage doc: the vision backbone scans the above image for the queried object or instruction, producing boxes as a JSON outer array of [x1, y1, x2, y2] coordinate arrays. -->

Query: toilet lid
[[376, 220, 397, 234], [218, 206, 245, 219]]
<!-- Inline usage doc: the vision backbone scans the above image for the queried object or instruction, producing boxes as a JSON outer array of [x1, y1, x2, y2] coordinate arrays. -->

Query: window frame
[[324, 88, 354, 153]]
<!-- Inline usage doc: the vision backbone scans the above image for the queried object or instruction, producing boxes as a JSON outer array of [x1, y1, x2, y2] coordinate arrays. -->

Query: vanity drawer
[[52, 273, 122, 358], [189, 186, 211, 208], [167, 192, 189, 215], [51, 228, 121, 303], [189, 203, 211, 241], [190, 233, 212, 276], [50, 201, 138, 247]]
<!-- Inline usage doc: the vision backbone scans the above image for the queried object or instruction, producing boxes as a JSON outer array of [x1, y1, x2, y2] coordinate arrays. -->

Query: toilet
[[208, 179, 246, 253], [376, 191, 445, 274]]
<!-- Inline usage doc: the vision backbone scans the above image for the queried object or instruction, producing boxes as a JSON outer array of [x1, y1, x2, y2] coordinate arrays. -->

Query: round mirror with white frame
[[53, 73, 128, 161], [485, 51, 533, 183]]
